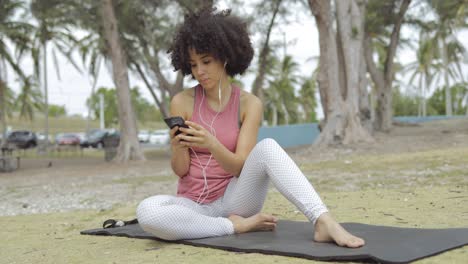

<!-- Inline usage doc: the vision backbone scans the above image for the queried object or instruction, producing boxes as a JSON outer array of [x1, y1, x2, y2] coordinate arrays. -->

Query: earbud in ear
[[224, 61, 227, 68]]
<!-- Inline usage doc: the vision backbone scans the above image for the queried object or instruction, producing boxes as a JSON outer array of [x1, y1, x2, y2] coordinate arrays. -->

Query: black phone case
[[164, 116, 189, 136]]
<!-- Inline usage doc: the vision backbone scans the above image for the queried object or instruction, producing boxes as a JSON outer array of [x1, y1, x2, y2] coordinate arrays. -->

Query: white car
[[149, 129, 170, 145], [138, 130, 151, 143]]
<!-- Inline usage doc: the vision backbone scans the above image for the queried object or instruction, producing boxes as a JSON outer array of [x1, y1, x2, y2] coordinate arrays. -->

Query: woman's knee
[[253, 138, 282, 158], [136, 196, 172, 231], [255, 138, 280, 150]]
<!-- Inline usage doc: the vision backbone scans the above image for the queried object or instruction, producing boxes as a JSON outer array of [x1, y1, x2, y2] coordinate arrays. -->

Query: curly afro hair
[[168, 8, 254, 77]]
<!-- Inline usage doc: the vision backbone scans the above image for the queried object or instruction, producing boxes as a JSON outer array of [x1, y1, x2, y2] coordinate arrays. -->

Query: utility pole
[[99, 93, 105, 129]]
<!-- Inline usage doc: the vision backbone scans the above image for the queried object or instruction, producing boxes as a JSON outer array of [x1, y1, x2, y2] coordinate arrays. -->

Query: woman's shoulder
[[171, 87, 196, 118], [174, 87, 196, 100], [239, 89, 262, 109]]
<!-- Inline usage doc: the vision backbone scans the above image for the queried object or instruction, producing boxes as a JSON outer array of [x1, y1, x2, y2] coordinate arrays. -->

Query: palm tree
[[29, 0, 81, 151], [298, 75, 318, 123], [428, 0, 468, 116], [0, 0, 32, 145], [265, 55, 300, 125], [405, 36, 441, 117], [16, 76, 43, 122], [100, 0, 145, 162]]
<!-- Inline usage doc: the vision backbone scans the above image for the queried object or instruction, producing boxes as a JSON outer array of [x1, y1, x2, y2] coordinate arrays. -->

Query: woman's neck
[[203, 78, 232, 111], [205, 78, 232, 102]]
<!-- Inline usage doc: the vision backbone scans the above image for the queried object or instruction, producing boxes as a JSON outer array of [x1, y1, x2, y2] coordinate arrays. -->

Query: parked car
[[138, 130, 151, 143], [6, 130, 38, 149], [80, 129, 120, 149], [56, 133, 81, 146], [149, 129, 170, 145]]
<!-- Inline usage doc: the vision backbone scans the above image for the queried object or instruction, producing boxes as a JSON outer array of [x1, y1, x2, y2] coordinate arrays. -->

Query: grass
[[300, 147, 468, 193], [1, 134, 467, 263], [300, 147, 468, 173], [1, 186, 467, 264]]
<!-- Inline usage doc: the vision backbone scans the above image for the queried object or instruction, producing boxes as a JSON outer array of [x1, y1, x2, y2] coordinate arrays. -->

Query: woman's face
[[188, 48, 225, 90]]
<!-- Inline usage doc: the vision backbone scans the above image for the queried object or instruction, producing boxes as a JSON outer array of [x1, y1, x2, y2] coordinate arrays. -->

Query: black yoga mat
[[81, 220, 468, 263]]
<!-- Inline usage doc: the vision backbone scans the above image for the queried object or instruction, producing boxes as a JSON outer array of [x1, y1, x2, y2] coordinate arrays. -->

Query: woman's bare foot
[[314, 213, 365, 248], [228, 213, 278, 234]]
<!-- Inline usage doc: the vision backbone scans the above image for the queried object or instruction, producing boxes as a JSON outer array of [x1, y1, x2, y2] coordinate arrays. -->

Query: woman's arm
[[169, 92, 191, 178], [178, 93, 263, 176]]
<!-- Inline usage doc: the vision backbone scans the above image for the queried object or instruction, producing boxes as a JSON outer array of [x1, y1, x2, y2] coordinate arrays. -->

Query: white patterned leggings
[[136, 138, 328, 240]]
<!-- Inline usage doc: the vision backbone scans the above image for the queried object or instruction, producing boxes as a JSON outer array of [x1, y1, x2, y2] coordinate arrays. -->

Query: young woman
[[137, 8, 365, 248]]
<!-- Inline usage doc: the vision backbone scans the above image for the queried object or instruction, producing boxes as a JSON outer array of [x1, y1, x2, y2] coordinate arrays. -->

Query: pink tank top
[[177, 84, 241, 203]]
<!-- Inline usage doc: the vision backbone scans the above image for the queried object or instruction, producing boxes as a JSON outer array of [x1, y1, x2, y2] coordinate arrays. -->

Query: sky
[[6, 2, 468, 120]]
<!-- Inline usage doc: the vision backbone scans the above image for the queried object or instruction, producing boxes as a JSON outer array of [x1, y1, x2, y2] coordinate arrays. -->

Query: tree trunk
[[134, 62, 169, 118], [271, 104, 278, 126], [281, 102, 289, 125], [43, 41, 49, 153], [252, 0, 282, 104], [423, 74, 429, 117], [441, 37, 452, 116], [101, 0, 145, 162], [144, 46, 184, 100], [86, 74, 99, 135], [365, 0, 411, 132], [0, 79, 6, 146], [308, 0, 373, 146], [359, 52, 373, 133], [375, 85, 393, 130]]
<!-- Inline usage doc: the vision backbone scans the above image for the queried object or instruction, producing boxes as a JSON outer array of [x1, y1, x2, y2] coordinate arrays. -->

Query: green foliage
[[298, 77, 318, 123], [365, 1, 401, 35], [16, 76, 43, 121], [130, 87, 163, 123], [86, 86, 162, 127], [264, 55, 300, 125], [48, 104, 67, 117], [392, 87, 419, 116], [428, 83, 468, 115]]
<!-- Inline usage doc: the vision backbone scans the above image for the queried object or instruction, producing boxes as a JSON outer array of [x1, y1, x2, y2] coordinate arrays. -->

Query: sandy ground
[[1, 118, 467, 263]]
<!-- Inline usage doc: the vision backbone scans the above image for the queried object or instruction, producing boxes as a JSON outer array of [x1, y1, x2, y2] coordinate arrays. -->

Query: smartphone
[[164, 116, 190, 136]]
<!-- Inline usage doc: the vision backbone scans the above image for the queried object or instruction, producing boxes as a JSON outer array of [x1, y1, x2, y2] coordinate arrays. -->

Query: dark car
[[80, 129, 120, 149], [7, 130, 38, 149]]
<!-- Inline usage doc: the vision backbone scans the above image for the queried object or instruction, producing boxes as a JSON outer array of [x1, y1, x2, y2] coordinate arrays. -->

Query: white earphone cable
[[191, 64, 226, 204]]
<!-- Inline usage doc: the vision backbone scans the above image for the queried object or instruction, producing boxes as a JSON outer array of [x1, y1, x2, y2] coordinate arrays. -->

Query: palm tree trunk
[[423, 75, 429, 117], [86, 74, 99, 134], [101, 0, 145, 162], [272, 104, 277, 126], [418, 75, 422, 117], [441, 37, 452, 116], [281, 102, 289, 125], [43, 41, 49, 153], [0, 79, 6, 146]]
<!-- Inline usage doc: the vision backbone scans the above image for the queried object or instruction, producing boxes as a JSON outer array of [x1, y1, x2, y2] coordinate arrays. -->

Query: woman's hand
[[169, 126, 188, 152], [177, 121, 218, 150]]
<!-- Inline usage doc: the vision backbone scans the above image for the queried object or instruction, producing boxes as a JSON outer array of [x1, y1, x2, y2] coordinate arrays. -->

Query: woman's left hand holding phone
[[170, 126, 188, 151]]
